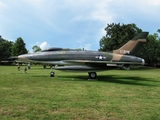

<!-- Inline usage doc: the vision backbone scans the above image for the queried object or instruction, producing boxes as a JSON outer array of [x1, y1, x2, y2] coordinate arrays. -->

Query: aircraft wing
[[53, 59, 144, 71], [63, 60, 143, 65]]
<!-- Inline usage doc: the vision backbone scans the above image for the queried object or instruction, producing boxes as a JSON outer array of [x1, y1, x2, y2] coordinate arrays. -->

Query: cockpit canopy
[[41, 47, 84, 52], [41, 47, 78, 52], [41, 47, 63, 52]]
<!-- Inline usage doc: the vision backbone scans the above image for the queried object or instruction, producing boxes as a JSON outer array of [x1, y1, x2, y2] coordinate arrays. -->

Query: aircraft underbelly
[[54, 65, 117, 71]]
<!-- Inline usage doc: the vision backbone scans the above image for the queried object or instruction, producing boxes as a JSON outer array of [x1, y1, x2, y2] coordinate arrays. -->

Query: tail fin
[[113, 32, 149, 55]]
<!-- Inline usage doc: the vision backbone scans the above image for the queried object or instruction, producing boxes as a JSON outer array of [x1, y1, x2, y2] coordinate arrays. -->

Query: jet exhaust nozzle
[[142, 59, 145, 65]]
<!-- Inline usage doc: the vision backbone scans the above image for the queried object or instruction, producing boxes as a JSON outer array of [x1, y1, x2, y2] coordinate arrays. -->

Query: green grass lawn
[[0, 65, 160, 120]]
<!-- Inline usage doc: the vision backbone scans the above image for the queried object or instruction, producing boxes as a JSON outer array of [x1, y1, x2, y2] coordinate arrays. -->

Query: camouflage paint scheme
[[18, 32, 148, 79]]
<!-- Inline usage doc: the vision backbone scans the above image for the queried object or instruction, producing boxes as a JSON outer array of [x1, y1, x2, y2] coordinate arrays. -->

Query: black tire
[[50, 71, 55, 77], [43, 64, 46, 69], [88, 72, 97, 79]]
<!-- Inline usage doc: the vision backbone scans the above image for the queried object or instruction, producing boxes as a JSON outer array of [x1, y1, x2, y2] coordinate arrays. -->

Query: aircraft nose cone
[[18, 55, 24, 61], [18, 55, 29, 62]]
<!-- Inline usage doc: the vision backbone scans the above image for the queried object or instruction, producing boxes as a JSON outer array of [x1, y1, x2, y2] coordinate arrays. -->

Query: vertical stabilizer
[[113, 32, 149, 55]]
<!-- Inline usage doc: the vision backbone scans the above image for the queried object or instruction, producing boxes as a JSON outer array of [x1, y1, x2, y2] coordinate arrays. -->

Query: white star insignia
[[99, 55, 103, 60], [95, 55, 106, 60]]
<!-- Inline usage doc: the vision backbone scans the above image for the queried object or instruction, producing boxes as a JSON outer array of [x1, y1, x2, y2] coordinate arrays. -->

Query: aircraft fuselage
[[18, 49, 144, 67]]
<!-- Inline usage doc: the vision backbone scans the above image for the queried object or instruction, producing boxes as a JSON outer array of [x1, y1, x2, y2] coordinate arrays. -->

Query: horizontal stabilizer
[[132, 32, 149, 40]]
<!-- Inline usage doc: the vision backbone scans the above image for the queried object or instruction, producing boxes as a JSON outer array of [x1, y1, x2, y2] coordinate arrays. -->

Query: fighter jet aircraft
[[18, 32, 148, 79]]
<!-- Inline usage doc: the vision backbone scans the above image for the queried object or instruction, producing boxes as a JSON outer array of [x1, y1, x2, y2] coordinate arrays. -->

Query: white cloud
[[144, 0, 160, 6], [84, 44, 91, 50], [79, 44, 91, 50], [90, 0, 113, 23], [0, 1, 5, 12], [76, 35, 87, 44], [0, 0, 160, 52], [70, 0, 113, 24], [39, 42, 49, 50], [95, 28, 106, 43], [108, 0, 160, 16], [31, 41, 49, 50]]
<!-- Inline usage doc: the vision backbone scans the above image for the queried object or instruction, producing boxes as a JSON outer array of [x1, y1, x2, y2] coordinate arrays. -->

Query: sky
[[0, 0, 160, 52]]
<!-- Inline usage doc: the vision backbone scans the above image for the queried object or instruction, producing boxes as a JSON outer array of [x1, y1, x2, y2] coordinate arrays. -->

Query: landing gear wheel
[[43, 64, 46, 69], [50, 71, 55, 77], [88, 72, 97, 79]]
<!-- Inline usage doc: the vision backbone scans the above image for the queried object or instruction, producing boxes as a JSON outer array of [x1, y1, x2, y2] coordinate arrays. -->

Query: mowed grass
[[0, 65, 160, 120]]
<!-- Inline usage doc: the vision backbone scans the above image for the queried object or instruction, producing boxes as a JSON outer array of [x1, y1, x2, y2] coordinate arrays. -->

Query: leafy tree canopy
[[99, 23, 160, 66], [137, 31, 160, 66], [12, 37, 28, 56], [0, 36, 13, 60], [99, 23, 142, 51], [32, 45, 41, 52]]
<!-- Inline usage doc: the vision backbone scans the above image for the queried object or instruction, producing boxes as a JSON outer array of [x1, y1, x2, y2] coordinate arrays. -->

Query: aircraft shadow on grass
[[57, 74, 158, 86], [32, 67, 158, 86]]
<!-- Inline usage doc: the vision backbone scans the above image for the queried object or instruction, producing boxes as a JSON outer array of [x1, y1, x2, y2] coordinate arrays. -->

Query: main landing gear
[[88, 72, 97, 79], [50, 71, 55, 77], [50, 71, 97, 79], [50, 66, 97, 79], [50, 67, 55, 77]]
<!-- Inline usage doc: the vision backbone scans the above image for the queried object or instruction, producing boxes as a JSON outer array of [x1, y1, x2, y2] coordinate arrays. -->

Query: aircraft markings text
[[120, 50, 130, 54]]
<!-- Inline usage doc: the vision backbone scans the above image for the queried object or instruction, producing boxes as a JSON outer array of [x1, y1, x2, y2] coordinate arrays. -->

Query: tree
[[0, 37, 13, 60], [12, 37, 28, 56], [157, 29, 160, 41], [99, 23, 160, 66], [137, 32, 160, 66], [32, 45, 41, 52], [99, 23, 142, 51]]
